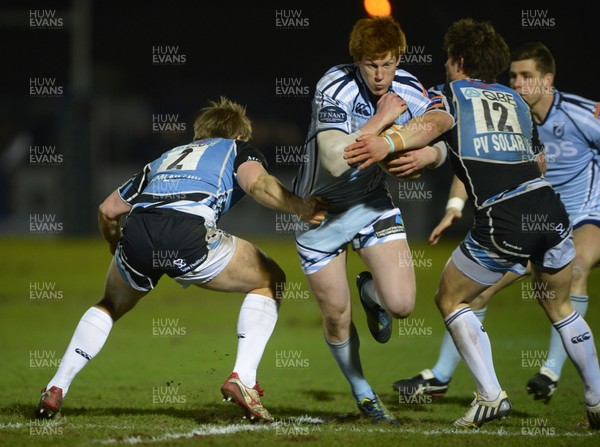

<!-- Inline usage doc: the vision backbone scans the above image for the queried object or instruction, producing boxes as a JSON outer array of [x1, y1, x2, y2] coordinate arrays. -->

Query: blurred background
[[1, 0, 598, 241]]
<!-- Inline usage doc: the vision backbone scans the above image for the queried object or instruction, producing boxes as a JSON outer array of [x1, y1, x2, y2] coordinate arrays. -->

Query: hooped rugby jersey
[[431, 79, 544, 210], [118, 138, 267, 221], [537, 90, 600, 216], [293, 64, 442, 212]]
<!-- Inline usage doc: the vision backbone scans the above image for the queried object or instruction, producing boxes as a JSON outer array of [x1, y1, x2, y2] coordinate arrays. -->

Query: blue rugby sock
[[326, 324, 375, 402]]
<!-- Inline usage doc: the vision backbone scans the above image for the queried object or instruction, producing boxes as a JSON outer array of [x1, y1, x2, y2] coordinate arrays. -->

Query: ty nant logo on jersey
[[319, 106, 347, 123]]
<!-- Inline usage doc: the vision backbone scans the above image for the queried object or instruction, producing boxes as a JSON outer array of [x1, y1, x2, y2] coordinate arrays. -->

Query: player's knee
[[96, 298, 120, 321], [571, 254, 590, 285], [323, 311, 350, 334], [97, 293, 139, 322], [380, 285, 415, 318], [387, 300, 414, 319], [266, 261, 286, 300], [433, 289, 452, 315]]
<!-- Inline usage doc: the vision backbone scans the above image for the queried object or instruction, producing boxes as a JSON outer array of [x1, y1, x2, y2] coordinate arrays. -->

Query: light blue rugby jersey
[[539, 90, 600, 216], [292, 64, 434, 212], [118, 138, 266, 221]]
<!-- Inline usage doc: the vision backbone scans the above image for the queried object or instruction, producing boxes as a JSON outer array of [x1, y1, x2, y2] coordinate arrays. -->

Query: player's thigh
[[436, 257, 490, 317], [472, 268, 530, 309], [201, 238, 284, 297], [99, 258, 149, 320], [356, 239, 415, 318], [305, 251, 352, 323], [573, 223, 600, 270], [530, 263, 573, 322]]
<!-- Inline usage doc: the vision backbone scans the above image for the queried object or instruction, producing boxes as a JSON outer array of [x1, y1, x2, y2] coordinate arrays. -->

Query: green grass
[[0, 237, 598, 446]]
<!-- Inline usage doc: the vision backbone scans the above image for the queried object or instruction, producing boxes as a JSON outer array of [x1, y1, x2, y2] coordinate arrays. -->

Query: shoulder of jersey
[[558, 90, 598, 114], [317, 64, 357, 94], [391, 69, 423, 91]]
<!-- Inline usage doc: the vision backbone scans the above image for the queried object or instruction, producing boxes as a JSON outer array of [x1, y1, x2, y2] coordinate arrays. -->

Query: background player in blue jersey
[[392, 42, 600, 410], [292, 16, 447, 425], [34, 97, 327, 423], [344, 19, 600, 430]]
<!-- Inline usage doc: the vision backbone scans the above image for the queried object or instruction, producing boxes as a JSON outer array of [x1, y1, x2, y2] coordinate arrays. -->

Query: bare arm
[[320, 93, 408, 177], [318, 130, 363, 177], [344, 110, 454, 170], [428, 176, 468, 245], [98, 190, 132, 254], [237, 161, 327, 224], [385, 141, 447, 178], [536, 152, 547, 174]]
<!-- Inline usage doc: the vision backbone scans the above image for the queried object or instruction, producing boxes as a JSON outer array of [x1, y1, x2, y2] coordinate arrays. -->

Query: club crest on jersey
[[463, 88, 481, 98], [318, 106, 347, 123], [354, 102, 371, 117], [553, 122, 564, 138]]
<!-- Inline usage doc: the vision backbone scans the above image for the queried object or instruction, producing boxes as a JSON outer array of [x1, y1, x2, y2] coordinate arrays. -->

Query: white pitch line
[[3, 419, 594, 442], [97, 424, 272, 445]]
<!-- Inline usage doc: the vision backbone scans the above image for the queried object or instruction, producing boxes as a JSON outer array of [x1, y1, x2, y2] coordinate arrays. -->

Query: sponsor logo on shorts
[[373, 215, 405, 238], [173, 259, 186, 269]]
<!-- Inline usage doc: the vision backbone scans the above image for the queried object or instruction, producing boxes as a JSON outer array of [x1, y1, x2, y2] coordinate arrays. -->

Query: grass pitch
[[0, 236, 598, 446]]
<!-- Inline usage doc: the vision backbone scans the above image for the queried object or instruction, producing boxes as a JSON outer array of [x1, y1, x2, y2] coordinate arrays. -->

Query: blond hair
[[193, 97, 252, 141]]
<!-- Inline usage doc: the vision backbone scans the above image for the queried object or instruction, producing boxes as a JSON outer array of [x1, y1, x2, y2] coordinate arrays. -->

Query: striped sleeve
[[561, 92, 600, 151], [425, 84, 456, 126], [314, 67, 355, 134], [118, 163, 152, 204]]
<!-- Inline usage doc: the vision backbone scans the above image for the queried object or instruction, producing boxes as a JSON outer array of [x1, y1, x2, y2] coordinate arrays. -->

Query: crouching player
[[34, 97, 327, 423]]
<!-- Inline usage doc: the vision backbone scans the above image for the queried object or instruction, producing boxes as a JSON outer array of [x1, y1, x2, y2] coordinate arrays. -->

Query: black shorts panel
[[119, 208, 209, 289], [470, 187, 571, 266]]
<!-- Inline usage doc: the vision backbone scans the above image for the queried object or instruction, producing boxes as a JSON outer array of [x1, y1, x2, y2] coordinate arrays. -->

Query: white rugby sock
[[47, 307, 113, 396], [232, 294, 279, 388], [433, 307, 487, 383], [554, 311, 600, 405], [544, 295, 589, 377], [445, 307, 501, 401]]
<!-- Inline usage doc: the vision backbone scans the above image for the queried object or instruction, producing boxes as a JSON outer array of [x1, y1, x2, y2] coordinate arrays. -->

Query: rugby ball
[[378, 124, 422, 180]]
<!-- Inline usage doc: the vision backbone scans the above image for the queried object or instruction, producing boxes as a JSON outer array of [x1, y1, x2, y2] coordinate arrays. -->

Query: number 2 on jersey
[[160, 144, 208, 172]]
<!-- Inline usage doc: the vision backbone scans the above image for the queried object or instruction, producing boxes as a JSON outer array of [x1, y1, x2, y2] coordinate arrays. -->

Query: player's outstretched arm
[[237, 161, 327, 224], [429, 176, 467, 245], [98, 190, 132, 254]]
